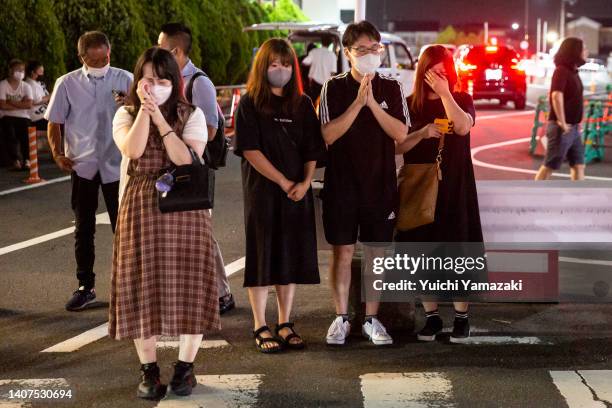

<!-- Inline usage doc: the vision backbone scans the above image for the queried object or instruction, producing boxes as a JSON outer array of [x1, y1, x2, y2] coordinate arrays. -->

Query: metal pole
[[560, 0, 565, 39], [484, 21, 488, 44], [524, 0, 529, 41], [355, 0, 366, 22], [536, 18, 541, 55], [543, 20, 548, 53]]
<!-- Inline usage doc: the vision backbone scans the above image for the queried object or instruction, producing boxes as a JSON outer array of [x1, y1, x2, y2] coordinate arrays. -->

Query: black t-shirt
[[319, 72, 409, 209], [234, 93, 324, 182], [403, 92, 475, 164], [548, 64, 583, 124]]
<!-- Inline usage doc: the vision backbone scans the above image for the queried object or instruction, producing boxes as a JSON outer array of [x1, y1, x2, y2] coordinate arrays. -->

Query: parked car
[[454, 44, 527, 109], [244, 22, 417, 95]]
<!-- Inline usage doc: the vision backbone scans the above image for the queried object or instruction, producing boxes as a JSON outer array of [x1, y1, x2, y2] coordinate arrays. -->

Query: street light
[[546, 31, 559, 43], [512, 22, 520, 30]]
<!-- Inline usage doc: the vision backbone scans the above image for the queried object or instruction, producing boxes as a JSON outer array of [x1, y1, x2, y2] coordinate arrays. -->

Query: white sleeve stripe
[[398, 81, 410, 127], [320, 80, 329, 124]]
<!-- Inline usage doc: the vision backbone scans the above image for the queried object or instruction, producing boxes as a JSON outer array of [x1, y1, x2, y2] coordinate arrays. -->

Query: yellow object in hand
[[434, 118, 454, 134]]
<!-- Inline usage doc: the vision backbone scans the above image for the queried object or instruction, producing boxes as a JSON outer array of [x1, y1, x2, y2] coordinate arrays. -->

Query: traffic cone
[[24, 126, 45, 184], [229, 88, 241, 129]]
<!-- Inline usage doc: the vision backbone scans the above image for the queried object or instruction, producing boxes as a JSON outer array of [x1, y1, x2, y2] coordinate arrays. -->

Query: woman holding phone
[[110, 47, 219, 400], [395, 45, 483, 343]]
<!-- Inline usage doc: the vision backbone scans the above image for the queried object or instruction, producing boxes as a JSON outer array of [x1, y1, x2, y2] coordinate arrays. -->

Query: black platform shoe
[[137, 362, 166, 400], [168, 361, 197, 396]]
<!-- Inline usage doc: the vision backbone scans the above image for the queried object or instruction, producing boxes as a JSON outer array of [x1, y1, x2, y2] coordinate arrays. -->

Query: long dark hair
[[246, 38, 303, 115], [554, 37, 585, 68], [410, 45, 457, 116], [127, 47, 187, 127]]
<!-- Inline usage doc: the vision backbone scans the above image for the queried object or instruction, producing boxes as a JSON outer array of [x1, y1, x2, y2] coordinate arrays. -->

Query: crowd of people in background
[[0, 59, 49, 170], [1, 17, 586, 402]]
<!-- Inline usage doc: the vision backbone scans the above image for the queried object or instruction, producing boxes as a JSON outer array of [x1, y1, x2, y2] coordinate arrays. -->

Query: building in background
[[387, 21, 439, 55], [299, 0, 356, 23], [567, 17, 601, 55], [566, 16, 612, 57]]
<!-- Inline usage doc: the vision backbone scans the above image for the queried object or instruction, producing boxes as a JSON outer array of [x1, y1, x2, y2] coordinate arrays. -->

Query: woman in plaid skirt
[[110, 47, 219, 400]]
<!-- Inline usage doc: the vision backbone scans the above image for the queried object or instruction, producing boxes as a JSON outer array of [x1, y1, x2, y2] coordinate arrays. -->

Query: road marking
[[450, 336, 551, 345], [0, 213, 110, 256], [0, 378, 70, 407], [0, 176, 70, 196], [225, 256, 245, 277], [0, 227, 75, 256], [156, 374, 262, 407], [471, 137, 612, 181], [550, 370, 612, 407], [477, 111, 533, 121], [441, 326, 488, 333], [41, 323, 108, 353], [360, 372, 455, 408], [156, 339, 230, 349]]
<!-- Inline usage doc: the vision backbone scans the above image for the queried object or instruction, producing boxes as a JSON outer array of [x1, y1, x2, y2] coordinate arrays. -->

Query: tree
[[52, 0, 150, 73], [0, 0, 66, 86], [436, 25, 457, 45], [0, 0, 312, 87]]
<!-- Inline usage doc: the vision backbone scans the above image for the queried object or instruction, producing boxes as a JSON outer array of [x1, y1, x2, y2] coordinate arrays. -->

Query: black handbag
[[157, 148, 215, 213]]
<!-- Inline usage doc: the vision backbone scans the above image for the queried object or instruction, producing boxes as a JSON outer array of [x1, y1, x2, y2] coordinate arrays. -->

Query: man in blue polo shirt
[[158, 22, 235, 315], [45, 31, 132, 311]]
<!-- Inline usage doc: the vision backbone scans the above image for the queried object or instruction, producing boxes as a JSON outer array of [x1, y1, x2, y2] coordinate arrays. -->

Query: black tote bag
[[158, 149, 215, 213]]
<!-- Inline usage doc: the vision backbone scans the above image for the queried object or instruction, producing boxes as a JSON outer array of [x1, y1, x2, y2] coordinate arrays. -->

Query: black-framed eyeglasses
[[349, 43, 385, 56]]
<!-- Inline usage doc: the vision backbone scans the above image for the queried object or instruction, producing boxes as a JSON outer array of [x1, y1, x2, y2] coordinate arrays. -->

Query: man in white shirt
[[302, 37, 337, 102]]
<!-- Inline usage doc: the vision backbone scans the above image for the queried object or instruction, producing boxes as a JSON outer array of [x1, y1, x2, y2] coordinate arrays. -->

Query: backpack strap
[[185, 71, 207, 104]]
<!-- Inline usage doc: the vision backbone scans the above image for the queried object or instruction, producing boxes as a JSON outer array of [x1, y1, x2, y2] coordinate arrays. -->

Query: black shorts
[[322, 197, 396, 245]]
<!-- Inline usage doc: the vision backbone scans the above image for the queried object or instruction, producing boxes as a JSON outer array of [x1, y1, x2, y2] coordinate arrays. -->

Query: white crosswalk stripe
[[156, 338, 230, 349], [156, 374, 262, 407], [2, 371, 611, 406], [550, 370, 612, 407], [360, 372, 455, 408], [41, 323, 108, 353]]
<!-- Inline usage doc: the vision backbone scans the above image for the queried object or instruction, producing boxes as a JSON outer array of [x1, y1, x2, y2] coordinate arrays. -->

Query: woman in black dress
[[396, 45, 483, 343], [234, 38, 324, 353]]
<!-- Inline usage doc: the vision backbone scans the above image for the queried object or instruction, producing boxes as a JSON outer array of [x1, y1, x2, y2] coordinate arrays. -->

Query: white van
[[244, 22, 417, 95]]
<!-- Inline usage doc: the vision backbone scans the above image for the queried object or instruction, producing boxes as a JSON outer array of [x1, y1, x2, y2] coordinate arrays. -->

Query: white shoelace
[[328, 318, 346, 337], [371, 319, 389, 338]]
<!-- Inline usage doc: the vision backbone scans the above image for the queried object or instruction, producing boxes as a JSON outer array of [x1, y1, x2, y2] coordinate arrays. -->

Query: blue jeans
[[543, 121, 585, 170]]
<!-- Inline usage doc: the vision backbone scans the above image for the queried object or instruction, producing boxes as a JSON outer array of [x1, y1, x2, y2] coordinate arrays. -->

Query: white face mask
[[13, 71, 25, 81], [150, 84, 172, 105], [86, 63, 110, 78], [352, 53, 381, 75]]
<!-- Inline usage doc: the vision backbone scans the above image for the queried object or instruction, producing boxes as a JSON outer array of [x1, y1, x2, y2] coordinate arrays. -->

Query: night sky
[[366, 0, 612, 38]]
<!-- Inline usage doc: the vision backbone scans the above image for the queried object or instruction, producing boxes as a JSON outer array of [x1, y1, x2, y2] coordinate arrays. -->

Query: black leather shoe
[[137, 363, 166, 400], [168, 361, 197, 396], [219, 293, 236, 315]]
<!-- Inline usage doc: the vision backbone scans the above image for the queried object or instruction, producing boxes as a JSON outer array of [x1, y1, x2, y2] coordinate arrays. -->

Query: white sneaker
[[326, 316, 351, 345], [362, 317, 393, 345]]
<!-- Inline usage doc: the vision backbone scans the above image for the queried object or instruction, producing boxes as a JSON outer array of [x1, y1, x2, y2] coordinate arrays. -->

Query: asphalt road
[[0, 104, 611, 407]]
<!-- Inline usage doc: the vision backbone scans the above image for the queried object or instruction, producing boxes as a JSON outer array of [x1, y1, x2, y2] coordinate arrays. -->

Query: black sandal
[[275, 322, 305, 350], [253, 325, 283, 353]]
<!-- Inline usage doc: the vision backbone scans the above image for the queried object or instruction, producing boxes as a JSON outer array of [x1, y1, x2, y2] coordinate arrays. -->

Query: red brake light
[[485, 46, 498, 53]]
